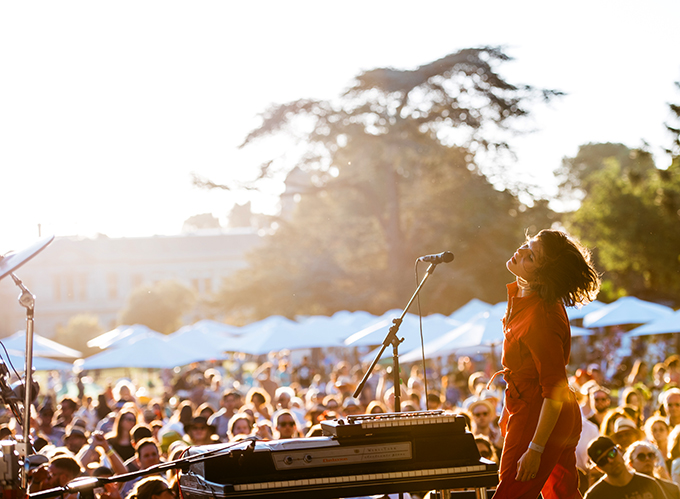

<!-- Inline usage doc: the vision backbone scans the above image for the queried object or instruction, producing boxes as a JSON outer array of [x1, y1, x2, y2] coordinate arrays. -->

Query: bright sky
[[2, 1, 680, 252]]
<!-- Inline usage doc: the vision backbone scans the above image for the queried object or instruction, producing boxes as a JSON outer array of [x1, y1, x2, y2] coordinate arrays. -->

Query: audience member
[[106, 409, 138, 461], [227, 414, 254, 441], [183, 416, 215, 446], [644, 415, 671, 464], [125, 476, 174, 499], [625, 360, 649, 387], [587, 387, 611, 428], [584, 436, 665, 498], [664, 388, 680, 428], [274, 410, 298, 439], [365, 401, 387, 414], [623, 441, 674, 486], [586, 364, 605, 387], [92, 466, 122, 499], [668, 425, 680, 484], [467, 399, 503, 454], [120, 438, 163, 497], [62, 421, 89, 455], [245, 388, 273, 422], [77, 430, 127, 476], [207, 389, 241, 442], [474, 435, 498, 463], [29, 455, 83, 493], [611, 417, 643, 452]]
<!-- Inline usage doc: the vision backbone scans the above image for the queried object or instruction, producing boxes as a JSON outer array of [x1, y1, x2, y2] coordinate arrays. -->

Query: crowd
[[5, 345, 680, 499]]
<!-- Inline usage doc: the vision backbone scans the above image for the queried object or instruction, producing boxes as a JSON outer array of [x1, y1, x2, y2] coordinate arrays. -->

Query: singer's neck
[[516, 278, 534, 298]]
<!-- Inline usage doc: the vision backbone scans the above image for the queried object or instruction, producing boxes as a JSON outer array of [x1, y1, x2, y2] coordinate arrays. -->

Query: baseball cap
[[587, 436, 616, 465]]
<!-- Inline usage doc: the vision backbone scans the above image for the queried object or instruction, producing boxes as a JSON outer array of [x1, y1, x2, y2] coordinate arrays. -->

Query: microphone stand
[[11, 273, 36, 489], [353, 262, 442, 413], [29, 439, 258, 499]]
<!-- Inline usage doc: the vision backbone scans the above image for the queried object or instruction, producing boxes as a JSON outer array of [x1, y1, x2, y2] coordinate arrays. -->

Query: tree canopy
[[206, 47, 559, 320], [118, 279, 197, 334], [555, 142, 657, 203], [563, 144, 680, 304], [55, 314, 103, 357]]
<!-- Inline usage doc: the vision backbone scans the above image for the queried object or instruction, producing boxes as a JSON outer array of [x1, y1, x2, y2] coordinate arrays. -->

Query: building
[[0, 228, 263, 338]]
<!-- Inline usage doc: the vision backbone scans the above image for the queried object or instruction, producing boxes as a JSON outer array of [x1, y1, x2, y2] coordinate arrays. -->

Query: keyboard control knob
[[283, 456, 293, 465], [304, 454, 313, 463]]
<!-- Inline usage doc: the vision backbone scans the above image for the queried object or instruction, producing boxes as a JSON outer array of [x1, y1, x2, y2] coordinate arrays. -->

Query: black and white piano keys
[[178, 411, 498, 499]]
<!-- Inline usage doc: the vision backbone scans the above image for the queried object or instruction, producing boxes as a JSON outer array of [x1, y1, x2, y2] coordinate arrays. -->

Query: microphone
[[418, 251, 454, 264]]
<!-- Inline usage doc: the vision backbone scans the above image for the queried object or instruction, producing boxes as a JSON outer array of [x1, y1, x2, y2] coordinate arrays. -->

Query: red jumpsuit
[[492, 282, 582, 499]]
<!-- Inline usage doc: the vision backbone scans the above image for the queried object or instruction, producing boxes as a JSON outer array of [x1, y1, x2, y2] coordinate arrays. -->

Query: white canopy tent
[[449, 299, 492, 323], [173, 319, 242, 337], [293, 314, 379, 348], [358, 314, 464, 363], [400, 302, 507, 363], [87, 324, 161, 350], [329, 310, 378, 330], [166, 321, 239, 360], [628, 309, 680, 337], [1, 331, 82, 358], [222, 313, 381, 355], [219, 316, 306, 355], [566, 300, 606, 321], [343, 309, 418, 347], [79, 334, 208, 369], [582, 296, 674, 328], [3, 349, 73, 372], [570, 326, 594, 337]]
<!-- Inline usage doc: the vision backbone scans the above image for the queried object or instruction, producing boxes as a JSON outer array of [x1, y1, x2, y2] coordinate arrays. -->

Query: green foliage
[[211, 47, 558, 320], [55, 314, 103, 357], [555, 142, 656, 202], [119, 279, 197, 334], [565, 151, 680, 304]]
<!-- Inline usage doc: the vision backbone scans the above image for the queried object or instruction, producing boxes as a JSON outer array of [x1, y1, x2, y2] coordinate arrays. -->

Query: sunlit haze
[[2, 1, 679, 252]]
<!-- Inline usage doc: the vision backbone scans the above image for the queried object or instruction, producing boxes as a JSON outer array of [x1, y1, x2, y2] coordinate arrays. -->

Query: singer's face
[[506, 237, 543, 282]]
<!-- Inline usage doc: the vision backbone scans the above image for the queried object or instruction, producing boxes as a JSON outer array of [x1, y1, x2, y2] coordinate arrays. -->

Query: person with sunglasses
[[469, 399, 503, 455], [491, 230, 600, 499], [584, 436, 667, 498], [624, 441, 679, 498], [274, 410, 298, 439]]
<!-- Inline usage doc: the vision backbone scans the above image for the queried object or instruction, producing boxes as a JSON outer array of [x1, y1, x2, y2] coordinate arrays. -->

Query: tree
[[564, 146, 680, 304], [555, 142, 657, 203], [206, 47, 559, 319], [55, 314, 103, 357], [118, 279, 197, 334], [666, 79, 680, 158]]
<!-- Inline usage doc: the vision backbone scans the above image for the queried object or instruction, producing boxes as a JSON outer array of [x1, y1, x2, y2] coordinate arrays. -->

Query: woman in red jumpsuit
[[491, 229, 600, 499]]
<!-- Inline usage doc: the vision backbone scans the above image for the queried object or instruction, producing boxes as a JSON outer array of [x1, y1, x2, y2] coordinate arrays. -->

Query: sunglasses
[[634, 452, 657, 461], [278, 421, 296, 427], [596, 447, 618, 467], [473, 411, 489, 417]]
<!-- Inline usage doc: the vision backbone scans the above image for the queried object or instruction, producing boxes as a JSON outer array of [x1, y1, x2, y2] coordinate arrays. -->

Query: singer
[[490, 229, 600, 499]]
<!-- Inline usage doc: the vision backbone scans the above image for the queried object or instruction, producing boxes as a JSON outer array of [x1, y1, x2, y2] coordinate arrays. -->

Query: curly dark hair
[[531, 229, 601, 306]]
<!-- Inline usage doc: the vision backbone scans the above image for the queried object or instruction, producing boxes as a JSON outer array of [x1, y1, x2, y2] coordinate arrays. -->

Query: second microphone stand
[[353, 262, 442, 412]]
